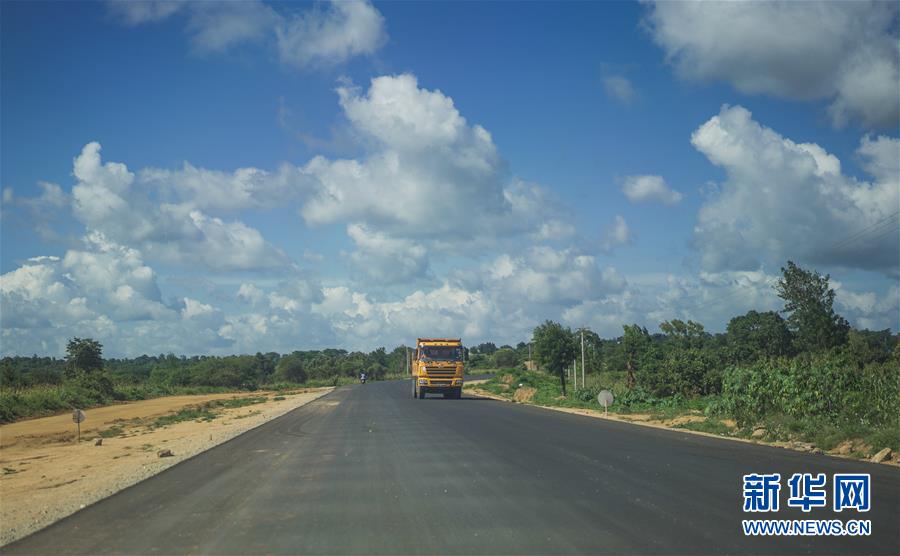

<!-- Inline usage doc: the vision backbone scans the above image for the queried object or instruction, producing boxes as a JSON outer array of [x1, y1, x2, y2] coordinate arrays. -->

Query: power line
[[831, 212, 898, 251]]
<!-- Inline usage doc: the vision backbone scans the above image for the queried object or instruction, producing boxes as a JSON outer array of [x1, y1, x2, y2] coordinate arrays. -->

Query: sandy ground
[[0, 388, 331, 546], [465, 386, 898, 467]]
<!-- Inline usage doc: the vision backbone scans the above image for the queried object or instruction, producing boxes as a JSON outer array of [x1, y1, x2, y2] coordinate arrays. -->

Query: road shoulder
[[0, 388, 332, 546], [465, 386, 899, 468]]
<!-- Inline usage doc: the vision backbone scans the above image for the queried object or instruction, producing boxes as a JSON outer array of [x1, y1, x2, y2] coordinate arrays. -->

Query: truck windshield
[[421, 346, 462, 361]]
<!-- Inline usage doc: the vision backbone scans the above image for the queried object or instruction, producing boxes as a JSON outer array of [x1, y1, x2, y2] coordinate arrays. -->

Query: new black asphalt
[[4, 378, 898, 555]]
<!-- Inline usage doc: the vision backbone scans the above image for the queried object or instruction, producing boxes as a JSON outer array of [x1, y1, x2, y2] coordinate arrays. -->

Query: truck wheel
[[454, 387, 462, 399], [418, 387, 427, 399], [412, 379, 417, 398]]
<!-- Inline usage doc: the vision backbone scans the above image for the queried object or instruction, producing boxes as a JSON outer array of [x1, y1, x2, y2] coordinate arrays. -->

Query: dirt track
[[0, 388, 331, 546]]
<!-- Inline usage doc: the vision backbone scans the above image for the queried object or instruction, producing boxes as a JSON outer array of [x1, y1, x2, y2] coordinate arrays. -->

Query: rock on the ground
[[513, 387, 537, 403], [751, 427, 766, 439], [94, 438, 103, 446], [833, 440, 854, 455], [157, 449, 174, 458], [871, 447, 892, 463]]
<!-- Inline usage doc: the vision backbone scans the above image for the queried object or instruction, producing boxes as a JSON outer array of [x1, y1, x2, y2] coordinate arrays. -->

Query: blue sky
[[2, 1, 898, 356]]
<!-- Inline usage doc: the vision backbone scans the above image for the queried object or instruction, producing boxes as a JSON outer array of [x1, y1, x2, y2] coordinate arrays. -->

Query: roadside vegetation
[[474, 261, 899, 458], [0, 343, 411, 423]]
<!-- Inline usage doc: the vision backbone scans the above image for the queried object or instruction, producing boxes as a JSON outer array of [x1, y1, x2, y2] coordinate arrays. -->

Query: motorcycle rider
[[359, 371, 367, 383]]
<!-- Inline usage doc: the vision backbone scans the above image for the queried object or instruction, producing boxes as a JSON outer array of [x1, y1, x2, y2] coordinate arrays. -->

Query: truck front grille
[[425, 367, 457, 378]]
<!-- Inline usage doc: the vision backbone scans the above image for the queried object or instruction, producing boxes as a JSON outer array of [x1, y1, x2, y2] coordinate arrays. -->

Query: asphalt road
[[5, 378, 898, 555]]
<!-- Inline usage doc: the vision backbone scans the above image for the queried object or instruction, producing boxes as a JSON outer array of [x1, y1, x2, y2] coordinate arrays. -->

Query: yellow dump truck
[[411, 338, 465, 399]]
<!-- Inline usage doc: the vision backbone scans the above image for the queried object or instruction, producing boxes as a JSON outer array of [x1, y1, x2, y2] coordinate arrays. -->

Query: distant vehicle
[[411, 338, 465, 399], [359, 372, 366, 384]]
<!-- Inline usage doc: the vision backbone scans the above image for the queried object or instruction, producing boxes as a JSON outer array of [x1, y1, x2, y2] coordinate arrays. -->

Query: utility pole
[[573, 358, 577, 389], [581, 328, 585, 388]]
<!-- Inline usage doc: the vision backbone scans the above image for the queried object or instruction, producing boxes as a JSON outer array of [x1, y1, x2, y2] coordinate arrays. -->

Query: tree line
[[2, 344, 416, 393], [529, 261, 898, 429]]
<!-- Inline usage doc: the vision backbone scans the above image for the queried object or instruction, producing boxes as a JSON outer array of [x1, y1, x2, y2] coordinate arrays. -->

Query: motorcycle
[[359, 374, 367, 384]]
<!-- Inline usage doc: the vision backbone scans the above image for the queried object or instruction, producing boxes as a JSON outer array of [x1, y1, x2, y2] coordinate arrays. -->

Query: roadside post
[[72, 409, 86, 442], [581, 329, 585, 389], [597, 390, 614, 417]]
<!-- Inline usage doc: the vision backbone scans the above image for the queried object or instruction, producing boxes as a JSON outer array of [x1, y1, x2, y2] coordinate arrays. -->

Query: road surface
[[4, 378, 898, 555]]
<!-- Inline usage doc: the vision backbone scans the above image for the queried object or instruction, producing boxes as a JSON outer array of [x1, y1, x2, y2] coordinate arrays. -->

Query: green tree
[[622, 324, 651, 389], [366, 362, 387, 380], [844, 329, 895, 370], [533, 321, 576, 396], [254, 352, 276, 381], [774, 261, 849, 353], [369, 347, 387, 368], [725, 310, 793, 363], [641, 347, 721, 397], [493, 348, 518, 368], [1, 363, 22, 393], [475, 342, 497, 355], [65, 337, 103, 378], [274, 355, 307, 383], [660, 319, 709, 351]]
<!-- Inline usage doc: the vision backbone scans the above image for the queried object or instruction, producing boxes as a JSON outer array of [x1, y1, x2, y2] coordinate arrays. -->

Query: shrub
[[638, 347, 723, 397], [493, 349, 518, 368], [275, 355, 307, 384], [722, 354, 900, 428]]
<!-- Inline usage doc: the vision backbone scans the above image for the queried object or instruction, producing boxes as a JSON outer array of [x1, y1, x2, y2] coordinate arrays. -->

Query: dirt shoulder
[[465, 386, 898, 467], [0, 388, 332, 546]]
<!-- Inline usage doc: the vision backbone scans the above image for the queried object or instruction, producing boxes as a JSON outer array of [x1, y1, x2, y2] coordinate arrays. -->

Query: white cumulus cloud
[[691, 105, 899, 275], [70, 142, 290, 271], [644, 0, 900, 128], [620, 175, 682, 205], [300, 74, 568, 257], [276, 0, 387, 69], [107, 0, 386, 69]]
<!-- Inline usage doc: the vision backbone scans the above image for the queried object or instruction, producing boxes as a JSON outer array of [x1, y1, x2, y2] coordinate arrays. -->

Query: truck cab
[[412, 338, 465, 399]]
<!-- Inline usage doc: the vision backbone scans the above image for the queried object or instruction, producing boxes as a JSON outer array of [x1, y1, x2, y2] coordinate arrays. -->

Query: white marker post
[[72, 409, 86, 442], [598, 390, 614, 417], [581, 329, 585, 389]]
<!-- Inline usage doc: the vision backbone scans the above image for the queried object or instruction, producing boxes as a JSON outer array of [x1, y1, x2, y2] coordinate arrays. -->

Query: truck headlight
[[418, 379, 427, 385]]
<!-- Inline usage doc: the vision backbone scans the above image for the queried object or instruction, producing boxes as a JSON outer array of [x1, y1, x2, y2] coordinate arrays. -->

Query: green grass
[[151, 407, 217, 428], [2, 376, 332, 424], [475, 368, 899, 458], [740, 413, 900, 455], [98, 425, 126, 438], [865, 425, 900, 453], [0, 383, 235, 424], [148, 396, 269, 428]]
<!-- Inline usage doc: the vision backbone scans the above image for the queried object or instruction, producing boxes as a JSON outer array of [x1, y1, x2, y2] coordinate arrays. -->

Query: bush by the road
[[721, 354, 900, 428], [476, 359, 900, 455], [0, 381, 234, 423]]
